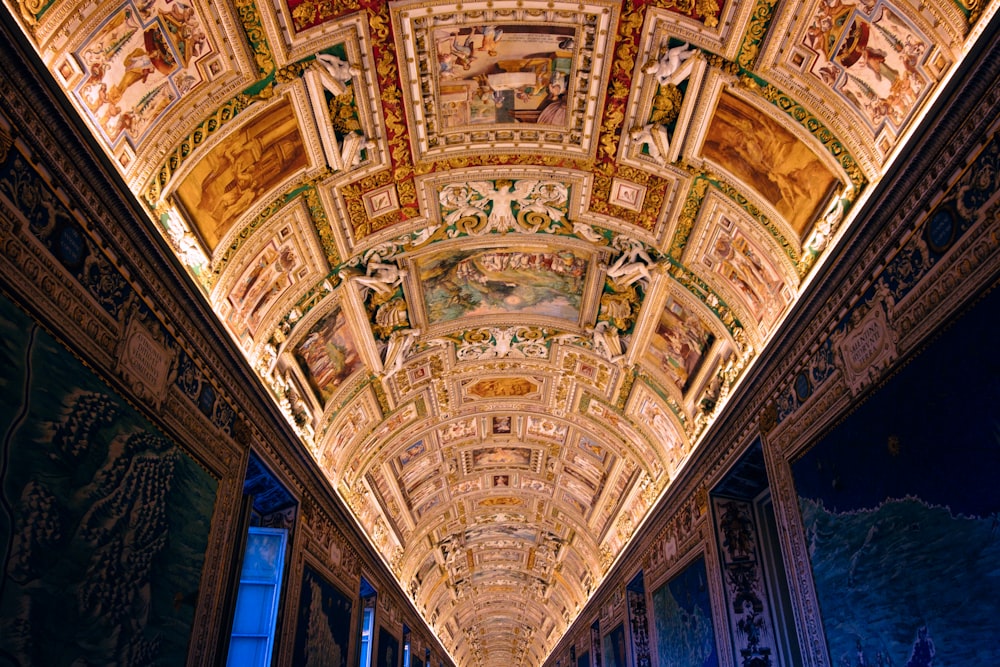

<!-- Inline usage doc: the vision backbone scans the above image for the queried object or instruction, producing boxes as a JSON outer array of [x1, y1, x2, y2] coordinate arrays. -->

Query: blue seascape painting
[[651, 556, 718, 667], [792, 288, 1000, 665]]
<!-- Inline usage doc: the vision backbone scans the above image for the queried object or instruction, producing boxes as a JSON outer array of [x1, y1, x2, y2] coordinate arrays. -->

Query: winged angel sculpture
[[439, 179, 569, 235]]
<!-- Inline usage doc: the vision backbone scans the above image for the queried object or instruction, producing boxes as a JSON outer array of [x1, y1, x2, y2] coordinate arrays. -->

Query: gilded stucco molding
[[760, 429, 831, 667]]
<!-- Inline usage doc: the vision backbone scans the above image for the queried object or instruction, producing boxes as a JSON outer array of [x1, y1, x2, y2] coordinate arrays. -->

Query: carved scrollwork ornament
[[759, 402, 778, 434]]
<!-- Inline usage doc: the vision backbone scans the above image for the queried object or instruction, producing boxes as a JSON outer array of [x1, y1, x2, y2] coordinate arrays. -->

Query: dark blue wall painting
[[377, 625, 400, 667], [791, 287, 1000, 665], [292, 564, 353, 666], [577, 649, 590, 667], [602, 623, 627, 667], [0, 293, 218, 665], [651, 556, 718, 667]]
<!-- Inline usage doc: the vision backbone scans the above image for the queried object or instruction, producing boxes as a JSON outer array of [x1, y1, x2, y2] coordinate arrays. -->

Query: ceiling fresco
[[5, 0, 996, 663]]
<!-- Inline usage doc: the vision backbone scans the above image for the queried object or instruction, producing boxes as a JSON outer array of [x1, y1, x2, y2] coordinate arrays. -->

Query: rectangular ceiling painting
[[74, 0, 212, 149], [434, 25, 574, 128], [293, 305, 364, 407], [174, 99, 308, 252], [701, 92, 839, 239], [415, 245, 589, 325]]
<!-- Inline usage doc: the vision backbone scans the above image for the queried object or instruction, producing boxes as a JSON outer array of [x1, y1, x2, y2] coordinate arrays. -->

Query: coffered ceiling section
[[6, 0, 994, 663]]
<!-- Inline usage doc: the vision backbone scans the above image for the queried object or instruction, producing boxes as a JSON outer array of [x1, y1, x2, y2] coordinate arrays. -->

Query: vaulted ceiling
[[4, 0, 995, 663]]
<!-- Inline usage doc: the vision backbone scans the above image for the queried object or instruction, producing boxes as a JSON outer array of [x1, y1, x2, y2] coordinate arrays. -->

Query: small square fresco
[[578, 436, 608, 463], [398, 440, 427, 467]]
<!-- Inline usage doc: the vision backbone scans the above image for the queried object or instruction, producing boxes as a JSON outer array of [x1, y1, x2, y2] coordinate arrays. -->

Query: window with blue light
[[223, 452, 297, 667], [359, 578, 377, 667], [227, 526, 288, 667]]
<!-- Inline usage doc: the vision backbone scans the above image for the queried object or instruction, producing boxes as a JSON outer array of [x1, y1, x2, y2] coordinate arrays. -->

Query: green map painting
[[0, 294, 218, 665]]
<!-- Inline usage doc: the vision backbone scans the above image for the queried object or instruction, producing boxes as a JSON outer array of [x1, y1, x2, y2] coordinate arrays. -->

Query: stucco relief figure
[[382, 328, 420, 379], [314, 52, 360, 96], [408, 223, 441, 247], [375, 298, 408, 329], [163, 211, 206, 267], [808, 191, 849, 253], [440, 184, 487, 227], [439, 179, 569, 234], [572, 222, 604, 243], [630, 123, 670, 165], [351, 253, 407, 296], [518, 181, 569, 227], [606, 238, 655, 289], [454, 327, 548, 361], [644, 42, 697, 85], [334, 131, 368, 171], [600, 291, 636, 331], [468, 179, 539, 233], [590, 321, 626, 364]]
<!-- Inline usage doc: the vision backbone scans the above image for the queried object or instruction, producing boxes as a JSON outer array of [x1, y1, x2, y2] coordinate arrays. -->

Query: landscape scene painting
[[646, 295, 715, 393], [293, 305, 364, 406], [417, 246, 589, 325]]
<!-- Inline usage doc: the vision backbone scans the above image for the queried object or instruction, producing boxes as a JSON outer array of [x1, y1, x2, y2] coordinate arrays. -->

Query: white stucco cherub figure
[[337, 131, 368, 170], [382, 328, 420, 379], [572, 222, 604, 243], [590, 321, 626, 364], [314, 52, 360, 96], [644, 41, 698, 85], [352, 253, 407, 296], [606, 238, 655, 288], [630, 123, 670, 165]]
